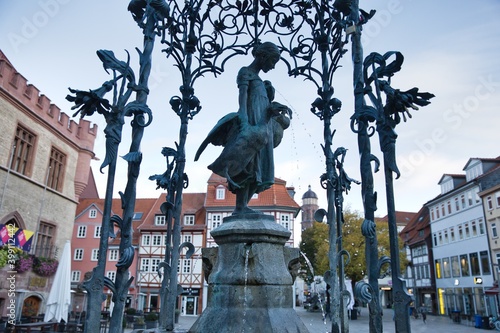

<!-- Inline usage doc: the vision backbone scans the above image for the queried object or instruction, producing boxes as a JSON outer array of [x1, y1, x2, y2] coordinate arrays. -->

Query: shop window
[[480, 251, 491, 275], [460, 254, 470, 276], [470, 252, 480, 275]]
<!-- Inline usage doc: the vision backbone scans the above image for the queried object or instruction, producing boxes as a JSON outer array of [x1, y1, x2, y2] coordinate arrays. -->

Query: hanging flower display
[[15, 252, 34, 273], [33, 256, 58, 277]]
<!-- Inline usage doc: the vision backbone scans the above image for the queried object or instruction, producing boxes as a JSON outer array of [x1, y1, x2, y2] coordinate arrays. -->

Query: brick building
[[72, 173, 300, 316], [0, 50, 97, 320]]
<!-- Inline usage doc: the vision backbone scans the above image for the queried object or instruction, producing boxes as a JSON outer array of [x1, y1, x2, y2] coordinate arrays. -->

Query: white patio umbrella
[[44, 240, 71, 323]]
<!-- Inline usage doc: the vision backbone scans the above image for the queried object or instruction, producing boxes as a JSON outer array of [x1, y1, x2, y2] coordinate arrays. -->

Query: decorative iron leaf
[[122, 152, 143, 163], [158, 261, 171, 279], [116, 246, 135, 269], [179, 242, 196, 259], [110, 214, 124, 229], [123, 101, 153, 127], [103, 276, 116, 295], [378, 256, 391, 279], [337, 249, 351, 266], [370, 154, 380, 173], [97, 50, 135, 83], [354, 281, 373, 303], [361, 219, 376, 239]]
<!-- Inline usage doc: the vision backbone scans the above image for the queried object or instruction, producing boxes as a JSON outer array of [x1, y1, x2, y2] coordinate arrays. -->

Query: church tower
[[301, 185, 318, 231]]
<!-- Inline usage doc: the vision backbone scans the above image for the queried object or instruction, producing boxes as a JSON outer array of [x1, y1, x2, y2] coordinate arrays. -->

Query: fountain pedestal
[[189, 214, 309, 333]]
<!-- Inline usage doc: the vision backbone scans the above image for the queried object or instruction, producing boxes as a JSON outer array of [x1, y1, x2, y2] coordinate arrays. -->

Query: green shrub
[[125, 308, 137, 315], [145, 312, 158, 321]]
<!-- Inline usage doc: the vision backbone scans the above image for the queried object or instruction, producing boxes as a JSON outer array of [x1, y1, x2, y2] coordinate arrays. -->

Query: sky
[[1, 0, 499, 220]]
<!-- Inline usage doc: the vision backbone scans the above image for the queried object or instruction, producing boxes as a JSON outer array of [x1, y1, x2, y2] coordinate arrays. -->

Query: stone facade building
[[0, 50, 97, 320]]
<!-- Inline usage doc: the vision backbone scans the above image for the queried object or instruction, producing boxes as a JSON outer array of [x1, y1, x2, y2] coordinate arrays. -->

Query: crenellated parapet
[[0, 50, 98, 200], [0, 50, 98, 151]]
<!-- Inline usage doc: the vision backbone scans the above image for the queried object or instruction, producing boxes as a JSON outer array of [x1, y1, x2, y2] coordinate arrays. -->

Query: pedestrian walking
[[420, 305, 427, 324]]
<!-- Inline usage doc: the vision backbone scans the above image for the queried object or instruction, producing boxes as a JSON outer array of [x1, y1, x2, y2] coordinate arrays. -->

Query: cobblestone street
[[125, 307, 487, 332]]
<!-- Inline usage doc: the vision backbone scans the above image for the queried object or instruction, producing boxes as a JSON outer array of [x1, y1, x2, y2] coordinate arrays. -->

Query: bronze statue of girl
[[195, 42, 291, 215]]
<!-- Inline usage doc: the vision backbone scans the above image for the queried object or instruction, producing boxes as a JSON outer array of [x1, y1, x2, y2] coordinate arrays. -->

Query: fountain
[[189, 214, 308, 333], [66, 1, 434, 332]]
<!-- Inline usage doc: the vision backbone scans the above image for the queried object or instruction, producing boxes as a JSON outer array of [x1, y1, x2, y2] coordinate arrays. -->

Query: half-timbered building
[[72, 173, 300, 316]]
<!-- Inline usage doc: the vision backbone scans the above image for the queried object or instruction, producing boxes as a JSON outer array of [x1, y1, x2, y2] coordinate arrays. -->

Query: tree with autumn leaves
[[299, 209, 408, 287]]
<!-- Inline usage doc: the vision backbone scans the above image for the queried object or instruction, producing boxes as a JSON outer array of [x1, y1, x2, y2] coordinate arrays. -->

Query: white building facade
[[427, 157, 500, 317]]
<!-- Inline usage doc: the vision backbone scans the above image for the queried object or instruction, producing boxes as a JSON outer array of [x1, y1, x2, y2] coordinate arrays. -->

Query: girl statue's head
[[252, 42, 281, 59], [252, 42, 281, 72]]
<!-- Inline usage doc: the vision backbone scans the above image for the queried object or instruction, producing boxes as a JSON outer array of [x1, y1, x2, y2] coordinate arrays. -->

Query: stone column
[[189, 214, 309, 333]]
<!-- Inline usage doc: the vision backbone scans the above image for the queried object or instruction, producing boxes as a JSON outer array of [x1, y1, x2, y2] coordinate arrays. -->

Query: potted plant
[[133, 316, 146, 329], [145, 312, 158, 328]]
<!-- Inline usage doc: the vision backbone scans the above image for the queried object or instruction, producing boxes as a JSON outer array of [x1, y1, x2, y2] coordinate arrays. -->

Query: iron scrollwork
[[67, 0, 165, 331], [350, 23, 434, 333]]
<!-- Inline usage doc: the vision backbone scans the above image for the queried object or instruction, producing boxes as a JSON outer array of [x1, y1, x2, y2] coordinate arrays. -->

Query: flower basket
[[33, 256, 58, 277], [15, 253, 34, 273]]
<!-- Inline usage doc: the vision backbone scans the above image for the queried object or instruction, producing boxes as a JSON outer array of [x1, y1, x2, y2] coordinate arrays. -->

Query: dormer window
[[440, 178, 453, 194], [184, 215, 195, 225], [465, 160, 483, 181], [155, 215, 166, 225], [89, 209, 97, 218], [216, 186, 225, 200]]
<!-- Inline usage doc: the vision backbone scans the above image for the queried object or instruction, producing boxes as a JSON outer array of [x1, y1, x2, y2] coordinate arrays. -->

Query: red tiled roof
[[204, 173, 300, 211], [137, 192, 206, 230], [399, 206, 430, 246], [75, 197, 157, 219], [376, 211, 417, 225]]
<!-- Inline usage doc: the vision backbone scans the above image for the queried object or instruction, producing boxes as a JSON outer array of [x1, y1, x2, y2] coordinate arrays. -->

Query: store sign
[[474, 277, 483, 284]]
